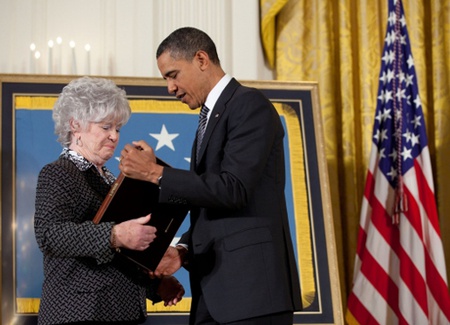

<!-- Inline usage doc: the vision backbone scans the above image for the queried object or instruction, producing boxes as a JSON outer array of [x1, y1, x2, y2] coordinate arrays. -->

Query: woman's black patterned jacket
[[34, 151, 160, 325]]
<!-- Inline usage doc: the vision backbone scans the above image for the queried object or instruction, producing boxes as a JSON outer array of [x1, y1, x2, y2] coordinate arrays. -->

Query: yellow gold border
[[16, 297, 193, 315], [275, 102, 315, 307]]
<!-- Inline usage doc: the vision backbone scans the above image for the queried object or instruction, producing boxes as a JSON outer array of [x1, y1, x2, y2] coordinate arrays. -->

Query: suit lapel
[[195, 78, 241, 166]]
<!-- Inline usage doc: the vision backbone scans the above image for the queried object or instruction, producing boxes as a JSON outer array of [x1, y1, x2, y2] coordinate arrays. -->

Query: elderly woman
[[34, 76, 184, 325]]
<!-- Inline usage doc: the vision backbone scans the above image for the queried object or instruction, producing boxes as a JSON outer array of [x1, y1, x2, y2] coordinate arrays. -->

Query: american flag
[[346, 0, 450, 324]]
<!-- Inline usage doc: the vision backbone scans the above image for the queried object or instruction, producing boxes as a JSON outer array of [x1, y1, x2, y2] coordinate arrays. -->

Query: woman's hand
[[113, 214, 156, 251]]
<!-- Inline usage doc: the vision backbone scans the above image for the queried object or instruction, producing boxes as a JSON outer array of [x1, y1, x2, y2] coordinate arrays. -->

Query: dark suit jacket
[[159, 78, 302, 323], [34, 155, 160, 325]]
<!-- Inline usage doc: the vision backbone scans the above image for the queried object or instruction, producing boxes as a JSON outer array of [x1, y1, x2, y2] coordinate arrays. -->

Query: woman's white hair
[[52, 76, 131, 146]]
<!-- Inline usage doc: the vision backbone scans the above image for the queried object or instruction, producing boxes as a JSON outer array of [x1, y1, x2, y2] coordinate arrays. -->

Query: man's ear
[[195, 50, 210, 71]]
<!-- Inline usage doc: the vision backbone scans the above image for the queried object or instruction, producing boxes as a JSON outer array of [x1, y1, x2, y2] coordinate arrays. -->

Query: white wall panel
[[0, 0, 273, 80]]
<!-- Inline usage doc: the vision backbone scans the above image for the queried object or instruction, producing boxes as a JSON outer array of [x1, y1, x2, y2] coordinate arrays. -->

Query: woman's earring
[[76, 137, 81, 146]]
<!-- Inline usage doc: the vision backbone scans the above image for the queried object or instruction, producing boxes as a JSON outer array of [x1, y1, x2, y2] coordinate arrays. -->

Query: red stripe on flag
[[400, 185, 429, 313], [424, 249, 450, 320], [413, 160, 440, 234], [347, 291, 380, 325], [367, 179, 399, 254], [355, 170, 375, 259], [359, 243, 399, 315], [363, 168, 375, 203], [413, 161, 450, 319]]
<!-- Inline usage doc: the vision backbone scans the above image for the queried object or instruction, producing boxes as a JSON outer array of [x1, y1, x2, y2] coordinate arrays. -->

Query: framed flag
[[0, 74, 343, 324]]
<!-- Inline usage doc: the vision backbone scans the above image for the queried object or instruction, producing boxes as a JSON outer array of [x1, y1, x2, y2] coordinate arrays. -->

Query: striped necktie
[[196, 105, 210, 162]]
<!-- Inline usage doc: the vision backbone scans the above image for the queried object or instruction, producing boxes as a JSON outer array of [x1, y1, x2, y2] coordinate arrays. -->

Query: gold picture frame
[[0, 74, 343, 324]]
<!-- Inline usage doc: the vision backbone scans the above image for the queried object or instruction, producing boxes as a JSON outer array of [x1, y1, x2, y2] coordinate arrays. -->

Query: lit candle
[[56, 37, 62, 74], [34, 51, 41, 74], [84, 44, 91, 75], [48, 40, 54, 74], [69, 41, 77, 74], [30, 43, 36, 74]]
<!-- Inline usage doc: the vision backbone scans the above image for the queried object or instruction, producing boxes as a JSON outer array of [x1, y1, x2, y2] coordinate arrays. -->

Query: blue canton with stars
[[374, 0, 428, 188]]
